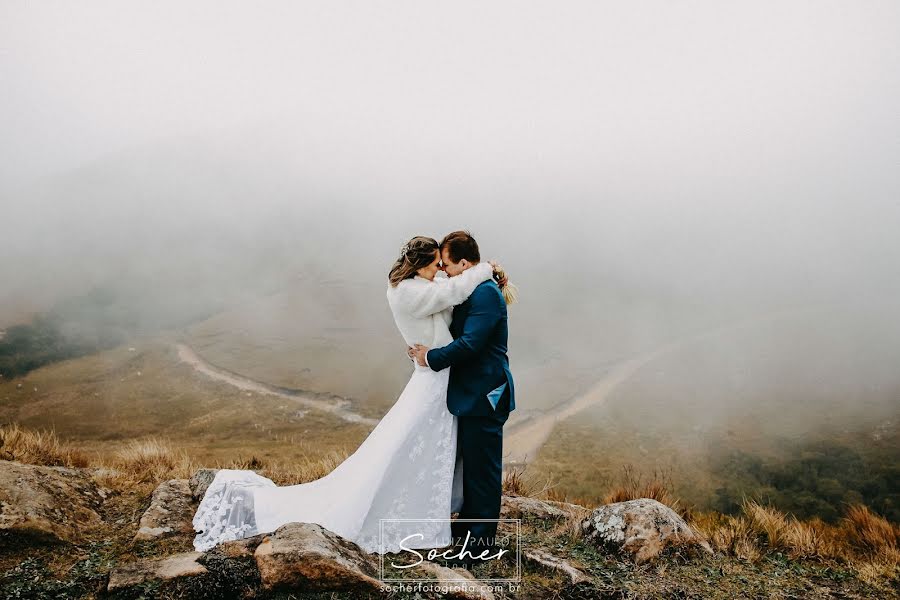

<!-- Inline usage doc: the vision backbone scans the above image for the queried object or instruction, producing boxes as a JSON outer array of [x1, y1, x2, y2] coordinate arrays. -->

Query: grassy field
[[524, 311, 900, 523], [0, 334, 373, 468]]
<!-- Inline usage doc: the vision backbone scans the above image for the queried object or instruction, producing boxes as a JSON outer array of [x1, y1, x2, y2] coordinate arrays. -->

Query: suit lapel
[[451, 298, 470, 339]]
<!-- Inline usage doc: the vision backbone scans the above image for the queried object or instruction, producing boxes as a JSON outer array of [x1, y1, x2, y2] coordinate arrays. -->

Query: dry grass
[[784, 516, 842, 559], [851, 549, 900, 587], [502, 465, 529, 495], [742, 500, 791, 551], [549, 503, 594, 543], [541, 480, 598, 510], [692, 498, 900, 587], [602, 464, 685, 517], [739, 499, 900, 564], [841, 503, 900, 557], [502, 464, 598, 509], [542, 486, 569, 503], [111, 437, 196, 483], [693, 511, 762, 562], [0, 422, 90, 468], [841, 504, 900, 585], [254, 448, 352, 486]]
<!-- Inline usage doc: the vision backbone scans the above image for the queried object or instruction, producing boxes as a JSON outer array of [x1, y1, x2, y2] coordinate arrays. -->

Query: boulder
[[106, 551, 208, 593], [134, 478, 194, 541], [216, 532, 268, 557], [188, 468, 220, 502], [500, 493, 581, 520], [0, 459, 107, 545], [581, 498, 712, 564], [254, 521, 383, 593]]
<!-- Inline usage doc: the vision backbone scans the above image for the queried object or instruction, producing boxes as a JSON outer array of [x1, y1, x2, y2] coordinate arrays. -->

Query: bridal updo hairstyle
[[388, 236, 440, 287]]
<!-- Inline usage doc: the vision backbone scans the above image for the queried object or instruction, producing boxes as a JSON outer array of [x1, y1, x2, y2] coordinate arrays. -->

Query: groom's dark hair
[[440, 230, 480, 264]]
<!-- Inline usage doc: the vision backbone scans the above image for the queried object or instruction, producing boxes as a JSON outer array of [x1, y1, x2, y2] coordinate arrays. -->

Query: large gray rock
[[500, 493, 582, 520], [0, 459, 107, 545], [216, 532, 268, 557], [254, 522, 383, 593], [581, 498, 712, 564], [107, 551, 208, 593], [134, 478, 194, 541], [188, 468, 220, 501]]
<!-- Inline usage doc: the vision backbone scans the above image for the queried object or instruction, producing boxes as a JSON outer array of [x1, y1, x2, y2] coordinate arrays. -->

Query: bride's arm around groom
[[422, 278, 505, 372], [387, 261, 495, 319]]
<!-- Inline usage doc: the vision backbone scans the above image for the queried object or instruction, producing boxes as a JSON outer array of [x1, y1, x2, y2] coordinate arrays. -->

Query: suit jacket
[[426, 278, 516, 417]]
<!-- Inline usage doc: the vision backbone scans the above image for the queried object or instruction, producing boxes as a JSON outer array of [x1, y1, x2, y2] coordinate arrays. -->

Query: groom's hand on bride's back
[[406, 344, 426, 366], [411, 344, 430, 367]]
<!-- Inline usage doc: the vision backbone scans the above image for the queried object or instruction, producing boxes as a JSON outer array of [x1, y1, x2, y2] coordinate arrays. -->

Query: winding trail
[[502, 304, 834, 468], [176, 303, 839, 466], [175, 342, 378, 426], [503, 350, 665, 468]]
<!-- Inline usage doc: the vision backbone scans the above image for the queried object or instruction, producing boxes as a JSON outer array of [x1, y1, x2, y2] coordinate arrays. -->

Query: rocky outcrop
[[134, 478, 194, 540], [581, 498, 712, 564], [215, 532, 268, 557], [0, 459, 108, 545], [523, 548, 591, 585], [254, 521, 383, 593], [188, 468, 219, 502], [0, 462, 709, 595], [500, 493, 583, 520], [106, 551, 209, 593]]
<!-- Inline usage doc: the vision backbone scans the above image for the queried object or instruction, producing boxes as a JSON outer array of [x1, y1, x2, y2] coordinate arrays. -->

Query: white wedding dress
[[192, 262, 496, 554]]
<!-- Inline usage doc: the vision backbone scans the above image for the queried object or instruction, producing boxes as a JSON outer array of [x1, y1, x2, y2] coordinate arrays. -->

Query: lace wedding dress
[[192, 262, 496, 554]]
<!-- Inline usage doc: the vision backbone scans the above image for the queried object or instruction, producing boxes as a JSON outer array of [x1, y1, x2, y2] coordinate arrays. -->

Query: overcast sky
[[1, 1, 899, 326], [2, 1, 897, 183]]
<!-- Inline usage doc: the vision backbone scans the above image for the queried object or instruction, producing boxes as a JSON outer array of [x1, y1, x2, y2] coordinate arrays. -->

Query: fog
[[2, 2, 899, 428]]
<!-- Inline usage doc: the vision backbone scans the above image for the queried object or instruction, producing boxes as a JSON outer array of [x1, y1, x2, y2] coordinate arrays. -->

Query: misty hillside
[[2, 284, 898, 530]]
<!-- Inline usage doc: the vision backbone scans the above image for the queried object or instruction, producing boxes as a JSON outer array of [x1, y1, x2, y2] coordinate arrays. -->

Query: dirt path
[[176, 303, 835, 466], [175, 342, 378, 426], [503, 349, 665, 468], [503, 304, 833, 468]]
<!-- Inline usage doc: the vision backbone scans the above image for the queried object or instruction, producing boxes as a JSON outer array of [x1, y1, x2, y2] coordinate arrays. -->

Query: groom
[[409, 230, 516, 566]]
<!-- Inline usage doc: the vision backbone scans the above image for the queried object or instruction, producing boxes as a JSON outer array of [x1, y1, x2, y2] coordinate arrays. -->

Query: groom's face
[[440, 247, 470, 277]]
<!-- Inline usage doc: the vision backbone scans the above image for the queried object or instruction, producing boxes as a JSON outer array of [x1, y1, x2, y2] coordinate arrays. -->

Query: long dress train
[[192, 364, 461, 554]]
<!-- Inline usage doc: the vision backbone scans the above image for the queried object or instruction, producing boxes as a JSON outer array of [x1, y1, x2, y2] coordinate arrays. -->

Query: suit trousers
[[451, 408, 510, 550]]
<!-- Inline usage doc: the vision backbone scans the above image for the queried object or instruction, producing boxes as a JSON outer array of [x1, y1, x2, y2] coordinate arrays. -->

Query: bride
[[192, 235, 505, 555]]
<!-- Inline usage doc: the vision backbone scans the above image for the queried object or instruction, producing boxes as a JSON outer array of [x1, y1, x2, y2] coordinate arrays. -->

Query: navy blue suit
[[426, 277, 515, 551]]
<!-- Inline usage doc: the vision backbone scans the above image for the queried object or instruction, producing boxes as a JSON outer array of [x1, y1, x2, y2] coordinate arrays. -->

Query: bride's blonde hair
[[493, 265, 519, 306]]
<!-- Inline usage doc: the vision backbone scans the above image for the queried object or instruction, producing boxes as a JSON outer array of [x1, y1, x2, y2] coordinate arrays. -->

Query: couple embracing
[[193, 230, 516, 569]]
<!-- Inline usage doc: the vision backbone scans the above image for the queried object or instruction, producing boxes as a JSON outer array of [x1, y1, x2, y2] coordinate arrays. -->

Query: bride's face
[[416, 250, 443, 281]]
